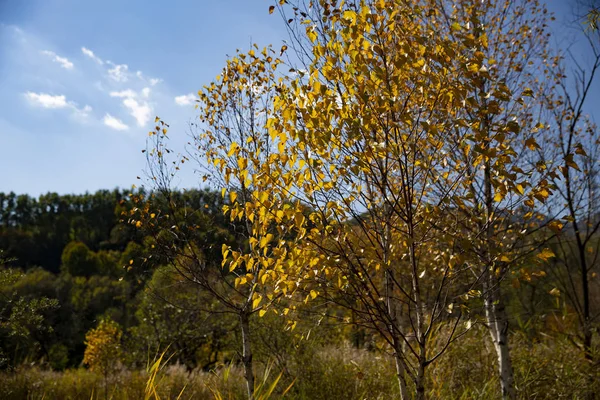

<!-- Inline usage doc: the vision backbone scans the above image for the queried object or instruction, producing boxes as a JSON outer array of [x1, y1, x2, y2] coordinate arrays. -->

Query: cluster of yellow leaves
[[83, 319, 123, 375], [195, 0, 573, 319]]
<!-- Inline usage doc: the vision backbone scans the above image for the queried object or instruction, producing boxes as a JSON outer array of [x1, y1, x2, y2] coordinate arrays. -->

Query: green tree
[[0, 266, 59, 369], [61, 241, 99, 277]]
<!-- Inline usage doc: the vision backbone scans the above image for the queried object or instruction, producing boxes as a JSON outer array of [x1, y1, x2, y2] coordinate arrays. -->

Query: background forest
[[2, 0, 600, 399]]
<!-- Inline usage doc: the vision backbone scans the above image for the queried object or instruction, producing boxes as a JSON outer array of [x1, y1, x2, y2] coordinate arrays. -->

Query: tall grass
[[0, 333, 597, 399]]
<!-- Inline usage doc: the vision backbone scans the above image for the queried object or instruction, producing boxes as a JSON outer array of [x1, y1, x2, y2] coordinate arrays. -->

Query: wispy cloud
[[135, 70, 161, 87], [25, 92, 68, 108], [123, 97, 151, 127], [25, 92, 92, 119], [108, 88, 152, 127], [109, 89, 137, 98], [103, 113, 129, 131], [174, 93, 197, 106], [22, 41, 161, 130], [81, 47, 103, 64], [41, 50, 74, 70], [107, 62, 129, 82], [71, 105, 93, 120]]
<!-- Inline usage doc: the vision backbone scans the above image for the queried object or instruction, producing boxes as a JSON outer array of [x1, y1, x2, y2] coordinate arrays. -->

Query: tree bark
[[240, 311, 255, 399], [393, 338, 409, 400], [415, 355, 426, 400], [483, 156, 515, 400], [484, 286, 515, 400], [409, 236, 427, 400]]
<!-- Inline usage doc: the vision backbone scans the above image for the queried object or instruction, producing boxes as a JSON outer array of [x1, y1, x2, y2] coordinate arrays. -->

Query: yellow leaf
[[252, 295, 262, 309], [524, 198, 535, 208], [259, 309, 267, 317], [269, 5, 275, 14], [515, 184, 524, 195], [534, 188, 550, 202], [537, 248, 555, 261], [259, 234, 274, 248], [479, 33, 488, 49], [525, 138, 540, 150], [310, 290, 317, 299], [547, 220, 563, 233], [229, 191, 238, 204]]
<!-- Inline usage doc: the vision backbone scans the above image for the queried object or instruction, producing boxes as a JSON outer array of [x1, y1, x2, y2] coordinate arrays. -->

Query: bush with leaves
[[83, 318, 123, 378]]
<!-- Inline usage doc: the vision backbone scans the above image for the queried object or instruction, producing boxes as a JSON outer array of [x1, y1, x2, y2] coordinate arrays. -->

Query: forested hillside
[[0, 189, 233, 370]]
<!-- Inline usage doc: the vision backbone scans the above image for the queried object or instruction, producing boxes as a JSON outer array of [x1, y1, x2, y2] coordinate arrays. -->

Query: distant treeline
[[0, 188, 237, 370]]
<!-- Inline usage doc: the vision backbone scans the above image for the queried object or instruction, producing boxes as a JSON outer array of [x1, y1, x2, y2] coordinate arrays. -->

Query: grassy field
[[1, 327, 597, 400]]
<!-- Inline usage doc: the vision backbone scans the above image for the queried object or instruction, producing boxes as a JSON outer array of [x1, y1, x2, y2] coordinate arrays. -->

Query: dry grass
[[0, 334, 597, 400]]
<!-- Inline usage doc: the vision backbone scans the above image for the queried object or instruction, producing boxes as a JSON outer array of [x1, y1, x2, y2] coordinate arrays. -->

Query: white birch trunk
[[484, 285, 515, 400]]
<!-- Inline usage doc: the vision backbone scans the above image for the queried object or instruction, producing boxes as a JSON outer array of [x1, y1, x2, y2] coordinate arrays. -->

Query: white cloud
[[25, 92, 92, 120], [107, 63, 129, 82], [123, 97, 151, 127], [103, 114, 129, 131], [25, 92, 68, 108], [81, 47, 104, 65], [149, 78, 161, 86], [174, 93, 197, 106], [71, 104, 93, 120], [41, 50, 74, 70], [108, 88, 152, 127], [109, 89, 137, 98]]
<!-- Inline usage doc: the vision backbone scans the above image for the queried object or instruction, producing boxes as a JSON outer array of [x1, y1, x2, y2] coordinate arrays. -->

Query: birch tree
[[137, 46, 289, 399], [259, 0, 535, 398], [424, 1, 561, 397]]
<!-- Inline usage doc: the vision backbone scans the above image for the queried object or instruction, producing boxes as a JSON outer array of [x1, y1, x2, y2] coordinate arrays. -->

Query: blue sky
[[0, 0, 287, 196], [0, 0, 596, 196]]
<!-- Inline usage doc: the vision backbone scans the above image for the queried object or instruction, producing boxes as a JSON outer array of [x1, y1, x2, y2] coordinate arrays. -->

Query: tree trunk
[[576, 235, 593, 362], [414, 355, 426, 400], [482, 142, 515, 400], [393, 339, 409, 400], [409, 237, 427, 400], [484, 284, 515, 400], [240, 311, 254, 399]]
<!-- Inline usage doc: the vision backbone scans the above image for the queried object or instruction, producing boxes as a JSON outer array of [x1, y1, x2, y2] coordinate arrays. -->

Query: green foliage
[[48, 344, 69, 371], [128, 265, 237, 370], [0, 267, 59, 369], [61, 241, 99, 277]]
